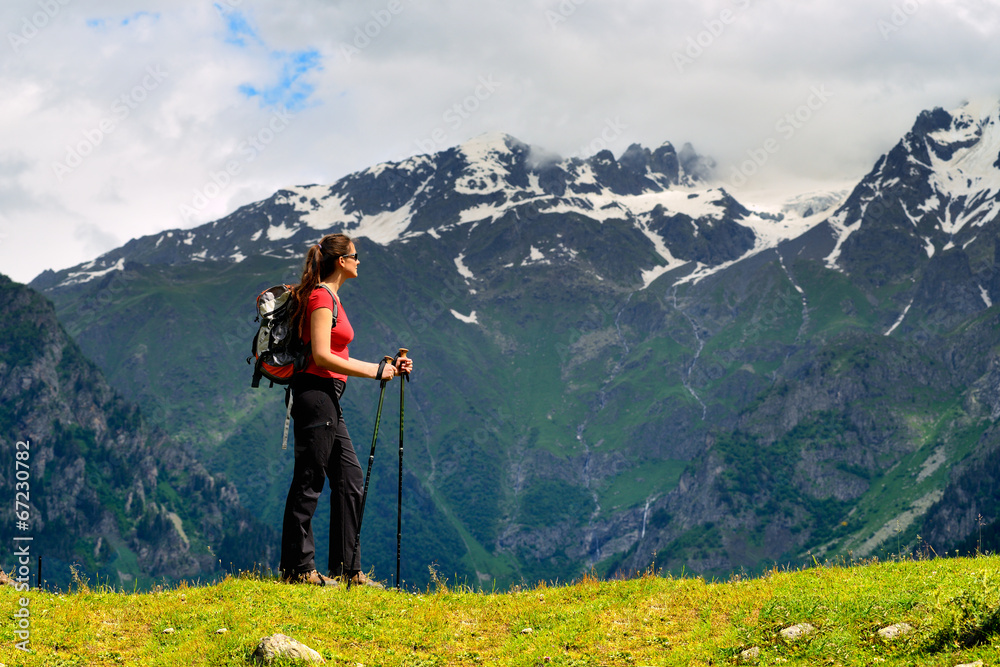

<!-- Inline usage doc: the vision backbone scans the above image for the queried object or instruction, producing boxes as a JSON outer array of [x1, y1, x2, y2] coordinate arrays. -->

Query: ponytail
[[290, 234, 353, 339]]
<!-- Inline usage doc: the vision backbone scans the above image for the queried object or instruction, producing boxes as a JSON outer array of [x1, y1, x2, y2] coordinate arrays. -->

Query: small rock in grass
[[877, 623, 913, 640], [252, 634, 325, 665], [162, 627, 175, 635], [779, 623, 816, 641], [216, 628, 228, 634], [738, 646, 761, 664], [521, 627, 533, 635]]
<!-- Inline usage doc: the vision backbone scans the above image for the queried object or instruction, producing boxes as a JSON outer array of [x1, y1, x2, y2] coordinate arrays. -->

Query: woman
[[280, 233, 412, 587]]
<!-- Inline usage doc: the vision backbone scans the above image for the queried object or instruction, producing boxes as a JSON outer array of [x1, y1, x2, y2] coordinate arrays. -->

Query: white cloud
[[1, 0, 998, 283]]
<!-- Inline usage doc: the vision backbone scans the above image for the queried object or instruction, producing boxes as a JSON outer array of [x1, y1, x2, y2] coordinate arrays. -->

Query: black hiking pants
[[280, 374, 363, 577]]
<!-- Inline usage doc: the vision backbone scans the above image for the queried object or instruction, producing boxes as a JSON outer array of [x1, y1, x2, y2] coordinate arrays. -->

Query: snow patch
[[455, 133, 516, 196], [636, 215, 689, 288], [460, 203, 501, 223], [980, 284, 993, 308], [61, 257, 125, 286], [451, 309, 478, 324], [522, 246, 549, 266], [299, 193, 350, 231], [352, 203, 415, 244], [901, 201, 922, 227], [824, 210, 853, 270], [455, 253, 475, 280], [267, 222, 300, 241], [918, 195, 940, 214], [885, 299, 913, 336]]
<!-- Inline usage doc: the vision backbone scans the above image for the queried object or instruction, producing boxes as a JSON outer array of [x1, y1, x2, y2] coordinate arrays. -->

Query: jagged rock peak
[[453, 132, 713, 183], [457, 131, 528, 159], [903, 97, 1000, 169]]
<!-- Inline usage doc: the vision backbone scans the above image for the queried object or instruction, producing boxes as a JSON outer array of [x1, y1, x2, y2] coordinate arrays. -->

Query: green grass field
[[1, 555, 997, 666]]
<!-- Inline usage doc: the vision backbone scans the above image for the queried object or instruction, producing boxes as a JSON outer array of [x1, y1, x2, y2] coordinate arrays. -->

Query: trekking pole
[[346, 355, 394, 590], [396, 348, 409, 590]]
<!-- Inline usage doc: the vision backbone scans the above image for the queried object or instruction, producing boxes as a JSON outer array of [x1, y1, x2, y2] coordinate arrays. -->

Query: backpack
[[247, 283, 337, 449]]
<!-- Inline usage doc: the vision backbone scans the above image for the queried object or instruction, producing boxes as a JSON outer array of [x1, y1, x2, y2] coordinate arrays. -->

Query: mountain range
[[18, 98, 1000, 587]]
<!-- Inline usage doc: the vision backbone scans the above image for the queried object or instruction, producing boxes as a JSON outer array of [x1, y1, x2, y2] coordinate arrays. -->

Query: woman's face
[[340, 241, 359, 279]]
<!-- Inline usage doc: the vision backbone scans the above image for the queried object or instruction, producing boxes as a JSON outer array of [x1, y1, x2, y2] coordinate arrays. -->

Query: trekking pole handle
[[396, 348, 409, 378], [377, 355, 395, 385]]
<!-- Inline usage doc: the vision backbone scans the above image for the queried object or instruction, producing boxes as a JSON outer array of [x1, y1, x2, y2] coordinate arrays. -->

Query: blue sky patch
[[217, 8, 323, 112], [216, 6, 263, 48], [238, 48, 323, 112], [121, 11, 160, 27], [86, 12, 159, 31]]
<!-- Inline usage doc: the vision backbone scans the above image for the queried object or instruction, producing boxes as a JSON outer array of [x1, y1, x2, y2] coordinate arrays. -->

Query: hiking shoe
[[282, 569, 338, 587], [340, 571, 385, 589]]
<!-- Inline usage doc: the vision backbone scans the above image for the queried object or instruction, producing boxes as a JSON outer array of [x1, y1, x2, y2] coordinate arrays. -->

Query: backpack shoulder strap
[[317, 283, 338, 328]]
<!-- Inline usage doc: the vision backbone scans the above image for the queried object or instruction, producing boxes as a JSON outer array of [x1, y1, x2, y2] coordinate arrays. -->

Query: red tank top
[[301, 286, 354, 382]]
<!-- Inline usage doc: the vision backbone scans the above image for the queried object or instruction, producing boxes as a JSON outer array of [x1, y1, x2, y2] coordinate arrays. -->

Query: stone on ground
[[252, 634, 325, 665]]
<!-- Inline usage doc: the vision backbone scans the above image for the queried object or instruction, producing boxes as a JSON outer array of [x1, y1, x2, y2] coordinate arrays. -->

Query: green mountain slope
[[0, 274, 273, 589]]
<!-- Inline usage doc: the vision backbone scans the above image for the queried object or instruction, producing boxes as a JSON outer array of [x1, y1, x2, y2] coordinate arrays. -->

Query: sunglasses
[[339, 253, 359, 261]]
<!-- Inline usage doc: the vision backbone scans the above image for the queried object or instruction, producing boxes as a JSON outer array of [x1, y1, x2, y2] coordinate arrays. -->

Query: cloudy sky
[[2, 0, 998, 283]]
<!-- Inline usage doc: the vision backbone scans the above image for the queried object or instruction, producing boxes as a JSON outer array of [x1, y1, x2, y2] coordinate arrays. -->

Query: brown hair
[[290, 233, 353, 339]]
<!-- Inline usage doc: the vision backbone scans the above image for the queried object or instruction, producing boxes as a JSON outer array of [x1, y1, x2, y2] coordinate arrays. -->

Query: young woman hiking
[[280, 233, 413, 587]]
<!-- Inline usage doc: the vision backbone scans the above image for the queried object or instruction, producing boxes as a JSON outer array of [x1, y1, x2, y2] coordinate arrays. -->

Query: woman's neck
[[322, 273, 346, 294]]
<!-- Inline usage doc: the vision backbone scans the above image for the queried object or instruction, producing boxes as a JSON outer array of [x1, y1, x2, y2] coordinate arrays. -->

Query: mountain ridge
[[31, 133, 828, 295]]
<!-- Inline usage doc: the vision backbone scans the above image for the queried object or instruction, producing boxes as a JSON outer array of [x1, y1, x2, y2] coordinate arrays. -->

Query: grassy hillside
[[2, 555, 998, 666]]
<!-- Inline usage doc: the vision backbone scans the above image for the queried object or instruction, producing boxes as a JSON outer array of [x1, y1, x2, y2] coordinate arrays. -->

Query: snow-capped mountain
[[824, 99, 1000, 275], [34, 133, 836, 293]]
